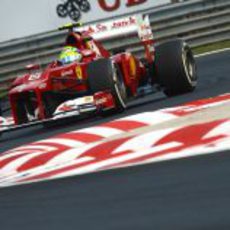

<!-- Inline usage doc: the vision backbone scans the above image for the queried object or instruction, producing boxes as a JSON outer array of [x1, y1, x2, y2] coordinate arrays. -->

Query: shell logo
[[75, 66, 83, 80], [129, 56, 137, 77]]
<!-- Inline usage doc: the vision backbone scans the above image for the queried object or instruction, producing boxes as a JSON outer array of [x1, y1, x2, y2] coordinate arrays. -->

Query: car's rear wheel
[[155, 39, 197, 97], [87, 58, 127, 114]]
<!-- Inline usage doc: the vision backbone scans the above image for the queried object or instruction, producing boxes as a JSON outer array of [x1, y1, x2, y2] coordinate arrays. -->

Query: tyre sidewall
[[155, 39, 197, 96], [87, 58, 127, 112]]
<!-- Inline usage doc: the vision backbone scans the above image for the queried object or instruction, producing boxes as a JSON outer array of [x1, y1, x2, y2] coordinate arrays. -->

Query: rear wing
[[77, 15, 153, 41], [77, 15, 155, 63]]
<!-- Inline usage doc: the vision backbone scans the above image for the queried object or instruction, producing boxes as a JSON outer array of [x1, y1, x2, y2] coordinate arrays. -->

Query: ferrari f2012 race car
[[0, 15, 197, 136]]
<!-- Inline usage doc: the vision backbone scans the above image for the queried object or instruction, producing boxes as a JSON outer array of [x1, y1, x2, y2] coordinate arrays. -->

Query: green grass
[[192, 40, 230, 55], [0, 90, 8, 99]]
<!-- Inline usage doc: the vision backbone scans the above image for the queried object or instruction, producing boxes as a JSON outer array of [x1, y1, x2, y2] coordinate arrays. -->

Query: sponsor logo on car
[[129, 56, 136, 77], [75, 66, 83, 79], [61, 69, 74, 77], [95, 97, 107, 105], [28, 72, 41, 81]]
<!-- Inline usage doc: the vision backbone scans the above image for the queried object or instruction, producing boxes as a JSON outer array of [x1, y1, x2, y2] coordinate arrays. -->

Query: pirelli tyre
[[87, 58, 127, 113], [155, 39, 197, 97]]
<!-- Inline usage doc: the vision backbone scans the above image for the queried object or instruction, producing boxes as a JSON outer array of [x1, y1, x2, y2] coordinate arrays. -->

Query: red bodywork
[[9, 30, 151, 125]]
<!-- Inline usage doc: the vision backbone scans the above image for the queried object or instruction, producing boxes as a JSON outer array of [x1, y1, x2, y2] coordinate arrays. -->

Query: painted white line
[[73, 126, 124, 137], [120, 112, 177, 125], [38, 138, 85, 148], [195, 47, 230, 58], [46, 146, 96, 166], [1, 145, 57, 159]]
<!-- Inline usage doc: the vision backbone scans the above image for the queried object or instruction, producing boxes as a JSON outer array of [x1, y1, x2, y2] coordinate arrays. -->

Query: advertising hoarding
[[0, 0, 171, 42]]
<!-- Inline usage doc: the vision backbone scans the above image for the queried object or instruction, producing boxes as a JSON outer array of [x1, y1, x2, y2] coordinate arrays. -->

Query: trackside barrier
[[0, 0, 229, 91]]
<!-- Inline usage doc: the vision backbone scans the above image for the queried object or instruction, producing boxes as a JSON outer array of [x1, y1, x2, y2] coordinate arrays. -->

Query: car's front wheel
[[87, 58, 127, 113]]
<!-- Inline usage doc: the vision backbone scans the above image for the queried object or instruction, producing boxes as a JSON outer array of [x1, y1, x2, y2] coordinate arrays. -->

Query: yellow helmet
[[59, 46, 82, 64]]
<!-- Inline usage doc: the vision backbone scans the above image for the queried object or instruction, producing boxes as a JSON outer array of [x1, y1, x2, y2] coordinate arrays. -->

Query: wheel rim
[[182, 47, 197, 87], [113, 66, 127, 109]]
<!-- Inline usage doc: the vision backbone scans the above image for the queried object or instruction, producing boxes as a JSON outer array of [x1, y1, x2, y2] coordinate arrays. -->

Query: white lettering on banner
[[98, 0, 148, 12], [79, 16, 138, 40], [77, 15, 154, 41]]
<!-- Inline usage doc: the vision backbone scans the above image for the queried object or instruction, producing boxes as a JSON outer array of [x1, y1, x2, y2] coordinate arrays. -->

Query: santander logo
[[98, 0, 147, 12]]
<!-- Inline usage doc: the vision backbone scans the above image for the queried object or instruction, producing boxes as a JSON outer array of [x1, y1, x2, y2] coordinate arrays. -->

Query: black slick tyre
[[87, 58, 127, 113], [155, 39, 197, 97]]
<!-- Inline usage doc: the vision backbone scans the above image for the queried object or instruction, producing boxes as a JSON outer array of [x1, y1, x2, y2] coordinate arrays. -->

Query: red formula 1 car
[[0, 15, 197, 135]]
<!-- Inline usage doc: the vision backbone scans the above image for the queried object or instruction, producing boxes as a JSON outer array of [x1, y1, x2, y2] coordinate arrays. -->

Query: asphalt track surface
[[0, 50, 230, 229]]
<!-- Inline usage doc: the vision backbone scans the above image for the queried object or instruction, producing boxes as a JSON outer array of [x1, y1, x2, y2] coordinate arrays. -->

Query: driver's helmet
[[59, 46, 82, 65]]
